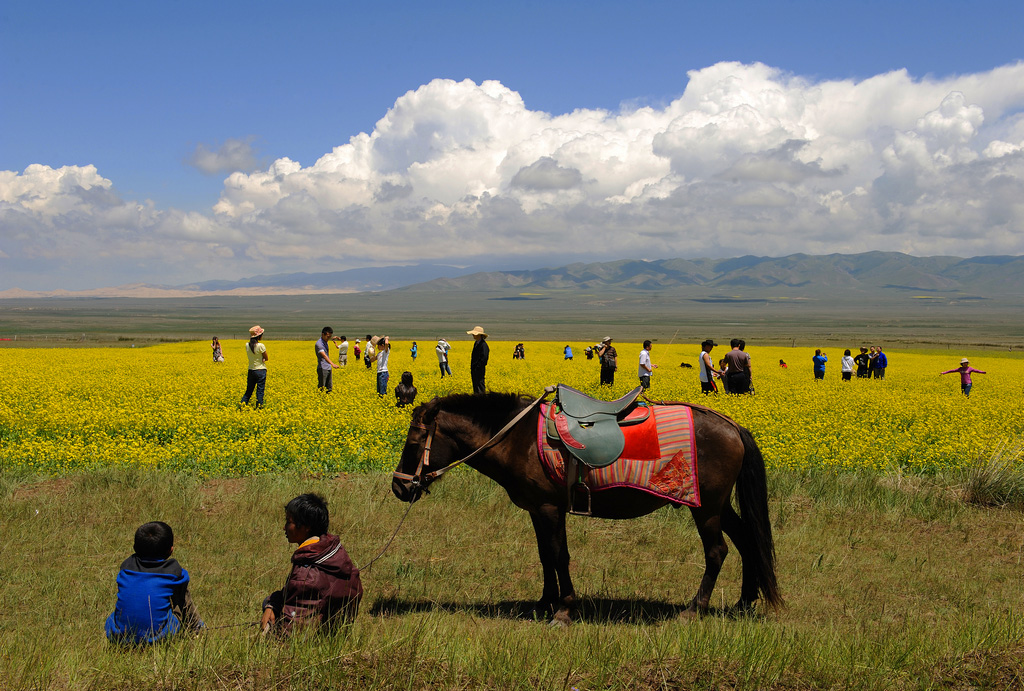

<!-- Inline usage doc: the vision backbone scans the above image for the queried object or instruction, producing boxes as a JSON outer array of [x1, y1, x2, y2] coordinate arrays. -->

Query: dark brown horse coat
[[393, 392, 781, 625]]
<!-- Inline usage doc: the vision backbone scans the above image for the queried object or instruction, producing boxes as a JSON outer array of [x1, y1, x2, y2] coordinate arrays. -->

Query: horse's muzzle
[[391, 476, 423, 503]]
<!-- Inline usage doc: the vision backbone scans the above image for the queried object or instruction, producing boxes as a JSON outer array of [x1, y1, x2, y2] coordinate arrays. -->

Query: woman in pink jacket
[[941, 358, 986, 397]]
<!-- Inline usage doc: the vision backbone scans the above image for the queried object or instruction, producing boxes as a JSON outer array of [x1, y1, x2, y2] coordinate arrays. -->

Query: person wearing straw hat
[[240, 325, 268, 408], [941, 358, 986, 397], [467, 326, 489, 394]]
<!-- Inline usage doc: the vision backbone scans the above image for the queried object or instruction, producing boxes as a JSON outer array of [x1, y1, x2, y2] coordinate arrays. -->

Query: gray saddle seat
[[546, 384, 649, 468]]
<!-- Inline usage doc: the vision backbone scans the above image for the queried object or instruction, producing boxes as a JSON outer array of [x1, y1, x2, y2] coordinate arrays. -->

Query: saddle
[[546, 384, 648, 468]]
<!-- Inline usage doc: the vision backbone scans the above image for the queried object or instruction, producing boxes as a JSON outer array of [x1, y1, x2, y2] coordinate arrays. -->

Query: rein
[[393, 385, 556, 489]]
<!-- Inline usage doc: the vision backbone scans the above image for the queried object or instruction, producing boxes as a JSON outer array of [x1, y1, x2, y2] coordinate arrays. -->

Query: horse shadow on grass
[[370, 596, 743, 624]]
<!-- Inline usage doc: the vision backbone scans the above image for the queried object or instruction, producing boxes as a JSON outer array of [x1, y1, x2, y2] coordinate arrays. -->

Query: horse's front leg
[[530, 505, 576, 626]]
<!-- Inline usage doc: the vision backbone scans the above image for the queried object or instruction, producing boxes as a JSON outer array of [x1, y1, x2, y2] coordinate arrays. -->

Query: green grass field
[[2, 468, 1022, 690]]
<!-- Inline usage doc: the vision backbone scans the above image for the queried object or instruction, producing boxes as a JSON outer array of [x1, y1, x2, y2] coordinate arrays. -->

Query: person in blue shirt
[[410, 341, 418, 361], [812, 349, 828, 380], [105, 521, 203, 645]]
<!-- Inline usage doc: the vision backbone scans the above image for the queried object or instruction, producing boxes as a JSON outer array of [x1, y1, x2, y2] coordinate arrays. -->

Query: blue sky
[[2, 0, 1023, 292]]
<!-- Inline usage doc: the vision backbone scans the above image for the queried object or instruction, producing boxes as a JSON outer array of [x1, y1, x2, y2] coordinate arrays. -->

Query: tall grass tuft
[[961, 435, 1024, 509]]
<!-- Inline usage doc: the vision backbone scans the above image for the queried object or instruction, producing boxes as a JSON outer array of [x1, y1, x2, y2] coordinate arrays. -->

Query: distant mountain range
[[2, 253, 1022, 299], [403, 253, 1024, 297]]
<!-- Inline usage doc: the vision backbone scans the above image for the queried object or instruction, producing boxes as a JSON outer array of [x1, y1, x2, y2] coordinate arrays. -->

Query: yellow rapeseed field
[[1, 340, 1022, 476]]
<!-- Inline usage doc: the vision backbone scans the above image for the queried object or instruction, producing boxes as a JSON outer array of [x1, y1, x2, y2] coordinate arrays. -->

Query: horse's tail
[[735, 425, 783, 609]]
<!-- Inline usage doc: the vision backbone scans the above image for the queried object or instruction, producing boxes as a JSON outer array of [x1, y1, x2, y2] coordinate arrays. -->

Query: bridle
[[392, 386, 555, 494]]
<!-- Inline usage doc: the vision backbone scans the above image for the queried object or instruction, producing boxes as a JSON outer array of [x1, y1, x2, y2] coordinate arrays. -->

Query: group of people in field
[[809, 345, 888, 381], [232, 324, 492, 410], [106, 493, 362, 644]]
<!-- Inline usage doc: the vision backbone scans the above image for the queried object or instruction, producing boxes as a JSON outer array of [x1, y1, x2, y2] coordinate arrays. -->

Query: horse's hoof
[[548, 611, 572, 628]]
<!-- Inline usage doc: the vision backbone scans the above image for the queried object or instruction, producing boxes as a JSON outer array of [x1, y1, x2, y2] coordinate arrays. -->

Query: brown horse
[[392, 391, 781, 625]]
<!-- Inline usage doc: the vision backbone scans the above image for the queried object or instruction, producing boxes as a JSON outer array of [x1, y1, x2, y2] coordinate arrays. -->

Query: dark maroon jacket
[[263, 533, 362, 633]]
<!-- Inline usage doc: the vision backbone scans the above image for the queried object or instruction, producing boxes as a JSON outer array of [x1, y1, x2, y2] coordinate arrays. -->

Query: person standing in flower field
[[316, 327, 339, 392], [854, 347, 870, 378], [241, 325, 268, 408], [436, 338, 452, 377], [597, 336, 617, 386], [812, 349, 828, 381], [369, 336, 390, 396], [467, 326, 489, 394], [698, 339, 721, 394], [410, 341, 418, 361], [638, 340, 657, 390], [211, 337, 224, 363], [722, 338, 752, 394], [941, 358, 986, 397], [335, 335, 349, 366], [841, 349, 855, 382]]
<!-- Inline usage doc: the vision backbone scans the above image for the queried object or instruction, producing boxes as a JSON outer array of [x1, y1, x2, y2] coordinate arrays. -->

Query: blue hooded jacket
[[105, 560, 191, 644]]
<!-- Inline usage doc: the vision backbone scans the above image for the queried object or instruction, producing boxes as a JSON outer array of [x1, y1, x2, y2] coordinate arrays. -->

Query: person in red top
[[941, 358, 987, 397], [261, 493, 363, 635]]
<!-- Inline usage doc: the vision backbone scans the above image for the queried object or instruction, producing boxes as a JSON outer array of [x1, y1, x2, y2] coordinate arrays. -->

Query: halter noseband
[[392, 386, 556, 492]]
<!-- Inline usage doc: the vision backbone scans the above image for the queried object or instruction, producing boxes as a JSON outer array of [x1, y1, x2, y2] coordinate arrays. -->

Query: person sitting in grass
[[261, 493, 363, 635], [105, 521, 204, 645], [395, 371, 418, 408]]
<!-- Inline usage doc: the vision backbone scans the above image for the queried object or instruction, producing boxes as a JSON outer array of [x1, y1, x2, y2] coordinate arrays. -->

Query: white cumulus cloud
[[3, 61, 1024, 289]]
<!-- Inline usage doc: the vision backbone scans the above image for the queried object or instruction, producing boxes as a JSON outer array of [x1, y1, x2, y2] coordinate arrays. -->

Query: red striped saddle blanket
[[537, 402, 700, 507]]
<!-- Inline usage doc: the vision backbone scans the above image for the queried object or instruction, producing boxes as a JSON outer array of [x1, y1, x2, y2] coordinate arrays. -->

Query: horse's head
[[391, 398, 451, 503]]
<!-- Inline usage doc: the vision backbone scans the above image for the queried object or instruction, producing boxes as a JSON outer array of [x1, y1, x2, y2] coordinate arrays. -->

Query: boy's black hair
[[321, 326, 333, 336], [730, 338, 741, 348], [643, 339, 652, 349], [134, 521, 174, 560], [285, 493, 330, 536]]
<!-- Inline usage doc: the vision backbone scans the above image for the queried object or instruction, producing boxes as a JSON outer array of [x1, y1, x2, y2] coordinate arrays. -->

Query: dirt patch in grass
[[12, 476, 75, 501], [197, 478, 249, 514]]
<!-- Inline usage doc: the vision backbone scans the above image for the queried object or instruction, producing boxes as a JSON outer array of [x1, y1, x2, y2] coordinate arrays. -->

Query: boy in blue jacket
[[105, 521, 204, 645]]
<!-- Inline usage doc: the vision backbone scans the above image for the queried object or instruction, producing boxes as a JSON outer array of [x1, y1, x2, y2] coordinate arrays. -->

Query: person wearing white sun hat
[[467, 326, 489, 394]]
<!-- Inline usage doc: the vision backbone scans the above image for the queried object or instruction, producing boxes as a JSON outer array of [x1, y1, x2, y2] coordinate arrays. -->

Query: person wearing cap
[[597, 336, 617, 386], [368, 336, 391, 396], [467, 326, 489, 394], [241, 325, 268, 408], [315, 327, 339, 392], [854, 347, 871, 378], [436, 338, 452, 377], [353, 339, 361, 362], [941, 358, 986, 397], [698, 339, 722, 394]]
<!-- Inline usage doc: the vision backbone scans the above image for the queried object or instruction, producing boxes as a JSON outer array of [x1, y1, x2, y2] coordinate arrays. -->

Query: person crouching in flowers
[[941, 358, 986, 397], [240, 325, 267, 408], [261, 493, 362, 635]]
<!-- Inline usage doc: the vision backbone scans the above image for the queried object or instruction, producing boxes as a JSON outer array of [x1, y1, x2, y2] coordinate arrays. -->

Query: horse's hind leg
[[721, 502, 759, 614], [685, 507, 728, 617]]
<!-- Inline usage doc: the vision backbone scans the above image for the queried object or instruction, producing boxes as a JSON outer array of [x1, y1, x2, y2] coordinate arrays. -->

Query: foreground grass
[[1, 469, 1022, 690]]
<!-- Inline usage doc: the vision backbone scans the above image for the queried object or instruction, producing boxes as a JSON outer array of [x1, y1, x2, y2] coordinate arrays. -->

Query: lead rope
[[366, 385, 557, 573], [358, 495, 417, 573]]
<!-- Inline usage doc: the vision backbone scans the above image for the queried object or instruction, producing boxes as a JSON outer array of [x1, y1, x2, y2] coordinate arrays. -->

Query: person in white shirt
[[841, 349, 855, 382], [638, 340, 657, 390], [335, 336, 349, 366]]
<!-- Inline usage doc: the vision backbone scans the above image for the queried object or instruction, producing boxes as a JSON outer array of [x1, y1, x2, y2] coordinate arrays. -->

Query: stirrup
[[569, 481, 592, 516]]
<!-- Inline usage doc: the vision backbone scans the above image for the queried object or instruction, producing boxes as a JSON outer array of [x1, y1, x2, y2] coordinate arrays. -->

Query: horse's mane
[[415, 391, 534, 433]]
